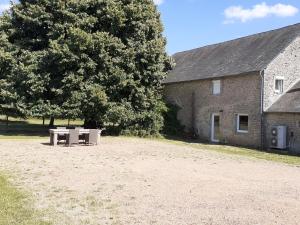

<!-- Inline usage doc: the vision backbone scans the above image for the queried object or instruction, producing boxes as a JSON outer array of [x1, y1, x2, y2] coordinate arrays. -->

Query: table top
[[49, 129, 102, 134]]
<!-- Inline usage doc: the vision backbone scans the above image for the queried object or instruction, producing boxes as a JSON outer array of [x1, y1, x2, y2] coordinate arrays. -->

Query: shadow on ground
[[0, 119, 80, 138]]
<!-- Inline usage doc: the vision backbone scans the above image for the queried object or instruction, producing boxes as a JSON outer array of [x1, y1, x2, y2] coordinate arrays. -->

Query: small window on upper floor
[[275, 77, 284, 94], [212, 80, 221, 95]]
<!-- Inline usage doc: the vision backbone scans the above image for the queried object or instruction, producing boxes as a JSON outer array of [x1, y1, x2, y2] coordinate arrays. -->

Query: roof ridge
[[174, 23, 300, 56], [166, 23, 300, 84]]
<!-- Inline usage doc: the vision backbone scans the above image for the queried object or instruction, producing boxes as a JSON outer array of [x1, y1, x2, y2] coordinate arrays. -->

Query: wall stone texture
[[164, 73, 262, 148], [264, 37, 300, 110], [164, 37, 300, 150], [264, 113, 300, 152]]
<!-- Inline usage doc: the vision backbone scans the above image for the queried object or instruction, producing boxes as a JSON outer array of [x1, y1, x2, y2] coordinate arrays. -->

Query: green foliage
[[3, 0, 172, 135], [81, 84, 108, 127], [162, 103, 185, 137], [0, 13, 27, 119]]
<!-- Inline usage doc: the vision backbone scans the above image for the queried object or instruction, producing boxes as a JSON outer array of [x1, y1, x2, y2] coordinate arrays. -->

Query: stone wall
[[264, 37, 300, 110], [164, 72, 262, 148], [264, 113, 300, 152]]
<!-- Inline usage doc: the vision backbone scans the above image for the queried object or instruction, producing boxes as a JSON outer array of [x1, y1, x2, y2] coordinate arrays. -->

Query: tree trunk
[[6, 115, 8, 130], [68, 118, 70, 127], [49, 116, 55, 128], [84, 119, 97, 129], [42, 117, 45, 125]]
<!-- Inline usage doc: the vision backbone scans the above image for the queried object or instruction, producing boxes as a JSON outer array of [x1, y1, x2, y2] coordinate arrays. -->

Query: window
[[237, 114, 249, 133], [212, 80, 221, 95], [275, 77, 284, 93]]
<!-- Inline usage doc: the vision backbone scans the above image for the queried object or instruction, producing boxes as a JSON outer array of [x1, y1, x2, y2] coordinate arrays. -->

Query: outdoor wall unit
[[270, 126, 287, 150]]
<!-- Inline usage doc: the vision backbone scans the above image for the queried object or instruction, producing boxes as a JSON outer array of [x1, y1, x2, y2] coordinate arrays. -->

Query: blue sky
[[1, 0, 300, 54], [157, 0, 300, 54]]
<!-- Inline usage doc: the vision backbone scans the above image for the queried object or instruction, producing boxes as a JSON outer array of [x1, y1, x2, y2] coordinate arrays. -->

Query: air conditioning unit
[[270, 126, 287, 150]]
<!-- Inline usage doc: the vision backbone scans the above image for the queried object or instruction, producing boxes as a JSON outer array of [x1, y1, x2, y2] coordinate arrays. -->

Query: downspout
[[260, 70, 265, 150], [191, 91, 196, 137]]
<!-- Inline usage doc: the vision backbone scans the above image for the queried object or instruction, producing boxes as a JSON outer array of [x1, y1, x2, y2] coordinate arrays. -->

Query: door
[[211, 113, 221, 142]]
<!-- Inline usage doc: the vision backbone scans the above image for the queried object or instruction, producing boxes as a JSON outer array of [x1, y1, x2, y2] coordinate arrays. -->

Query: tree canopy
[[0, 13, 26, 119], [2, 0, 172, 135]]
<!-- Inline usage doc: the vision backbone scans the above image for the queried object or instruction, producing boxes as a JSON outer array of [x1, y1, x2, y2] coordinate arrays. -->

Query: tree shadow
[[0, 119, 29, 125], [0, 125, 49, 137], [41, 143, 52, 146], [0, 118, 82, 138]]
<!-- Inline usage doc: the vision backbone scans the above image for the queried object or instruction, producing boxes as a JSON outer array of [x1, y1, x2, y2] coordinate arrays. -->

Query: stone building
[[164, 23, 300, 152]]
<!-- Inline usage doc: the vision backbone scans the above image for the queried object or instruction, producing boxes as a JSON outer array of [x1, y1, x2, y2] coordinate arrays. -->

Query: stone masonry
[[164, 28, 300, 150], [264, 37, 300, 110], [164, 73, 262, 148], [264, 113, 300, 152]]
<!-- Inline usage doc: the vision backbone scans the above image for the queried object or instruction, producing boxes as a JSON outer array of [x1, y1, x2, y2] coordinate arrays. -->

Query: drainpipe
[[260, 70, 265, 150], [191, 91, 196, 137]]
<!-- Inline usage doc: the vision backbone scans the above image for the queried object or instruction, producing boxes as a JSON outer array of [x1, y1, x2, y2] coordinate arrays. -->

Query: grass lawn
[[158, 137, 300, 166], [0, 173, 50, 225], [1, 116, 299, 165], [0, 116, 83, 139]]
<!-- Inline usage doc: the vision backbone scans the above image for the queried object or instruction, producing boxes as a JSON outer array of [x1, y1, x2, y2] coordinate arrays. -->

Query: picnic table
[[49, 129, 102, 146]]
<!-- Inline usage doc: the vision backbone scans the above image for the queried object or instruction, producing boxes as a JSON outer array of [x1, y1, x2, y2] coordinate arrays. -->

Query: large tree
[[9, 0, 171, 134], [0, 12, 26, 122], [9, 0, 82, 126]]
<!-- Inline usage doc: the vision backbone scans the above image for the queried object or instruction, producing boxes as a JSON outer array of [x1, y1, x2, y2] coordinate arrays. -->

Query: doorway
[[211, 113, 221, 142]]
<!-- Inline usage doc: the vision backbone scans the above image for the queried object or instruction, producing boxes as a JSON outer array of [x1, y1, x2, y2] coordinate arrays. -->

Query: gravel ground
[[0, 137, 300, 225]]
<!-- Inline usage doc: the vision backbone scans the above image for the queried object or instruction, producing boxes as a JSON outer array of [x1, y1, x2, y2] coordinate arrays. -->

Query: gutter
[[260, 70, 265, 150]]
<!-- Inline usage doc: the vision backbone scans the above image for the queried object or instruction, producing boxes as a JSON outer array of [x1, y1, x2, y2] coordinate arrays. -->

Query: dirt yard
[[0, 137, 300, 225]]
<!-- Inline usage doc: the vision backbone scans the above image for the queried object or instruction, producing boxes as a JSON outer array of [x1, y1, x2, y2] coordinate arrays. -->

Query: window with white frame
[[275, 77, 284, 93], [237, 114, 249, 133], [212, 80, 221, 95]]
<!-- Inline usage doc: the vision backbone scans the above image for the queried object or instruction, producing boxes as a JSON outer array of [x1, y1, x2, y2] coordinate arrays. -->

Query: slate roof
[[287, 81, 300, 93], [267, 80, 300, 113], [164, 23, 300, 84]]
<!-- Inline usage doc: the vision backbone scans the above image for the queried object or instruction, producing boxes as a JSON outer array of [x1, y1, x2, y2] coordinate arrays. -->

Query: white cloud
[[0, 3, 10, 13], [224, 2, 299, 23], [153, 0, 164, 5]]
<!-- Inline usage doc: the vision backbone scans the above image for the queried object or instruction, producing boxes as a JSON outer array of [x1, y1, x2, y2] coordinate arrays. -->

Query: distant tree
[[68, 0, 172, 135], [9, 0, 81, 127], [8, 0, 172, 134], [0, 12, 26, 124]]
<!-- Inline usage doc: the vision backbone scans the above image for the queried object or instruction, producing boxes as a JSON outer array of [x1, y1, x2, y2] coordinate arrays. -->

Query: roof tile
[[164, 23, 300, 84]]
